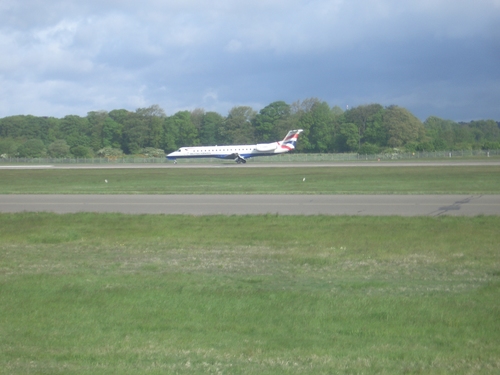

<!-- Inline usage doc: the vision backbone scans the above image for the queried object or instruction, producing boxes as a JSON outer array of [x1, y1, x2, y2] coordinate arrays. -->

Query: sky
[[1, 0, 499, 122]]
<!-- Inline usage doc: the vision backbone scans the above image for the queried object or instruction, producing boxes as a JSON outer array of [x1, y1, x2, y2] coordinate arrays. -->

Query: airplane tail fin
[[280, 129, 303, 151]]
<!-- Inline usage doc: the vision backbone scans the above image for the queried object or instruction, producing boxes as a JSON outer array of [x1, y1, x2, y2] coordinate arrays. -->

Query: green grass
[[1, 165, 500, 194], [1, 213, 499, 374]]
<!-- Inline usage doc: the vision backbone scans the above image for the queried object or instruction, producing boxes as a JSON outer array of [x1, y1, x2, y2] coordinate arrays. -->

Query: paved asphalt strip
[[1, 195, 499, 216]]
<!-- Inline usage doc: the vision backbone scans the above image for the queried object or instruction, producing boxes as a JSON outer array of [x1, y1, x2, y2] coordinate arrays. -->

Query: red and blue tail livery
[[167, 129, 303, 164]]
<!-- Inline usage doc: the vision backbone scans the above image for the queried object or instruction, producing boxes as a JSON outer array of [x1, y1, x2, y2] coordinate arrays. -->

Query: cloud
[[0, 0, 499, 120]]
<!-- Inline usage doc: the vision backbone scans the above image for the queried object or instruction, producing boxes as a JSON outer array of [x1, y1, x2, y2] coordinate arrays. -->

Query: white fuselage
[[167, 142, 283, 160], [166, 129, 303, 163]]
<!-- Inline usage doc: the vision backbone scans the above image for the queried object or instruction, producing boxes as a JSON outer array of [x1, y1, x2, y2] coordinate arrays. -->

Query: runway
[[1, 194, 499, 216], [1, 160, 500, 169], [1, 161, 499, 216]]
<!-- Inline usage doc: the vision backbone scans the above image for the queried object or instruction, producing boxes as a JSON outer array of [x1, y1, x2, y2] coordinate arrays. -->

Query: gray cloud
[[1, 0, 499, 120]]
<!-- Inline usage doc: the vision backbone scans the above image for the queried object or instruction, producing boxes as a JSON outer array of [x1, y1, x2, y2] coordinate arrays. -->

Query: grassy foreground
[[1, 165, 500, 194], [1, 213, 499, 374]]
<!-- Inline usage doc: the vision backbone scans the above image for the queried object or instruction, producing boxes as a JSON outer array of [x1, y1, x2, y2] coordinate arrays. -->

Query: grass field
[[1, 165, 500, 194], [1, 165, 499, 373], [1, 213, 499, 374]]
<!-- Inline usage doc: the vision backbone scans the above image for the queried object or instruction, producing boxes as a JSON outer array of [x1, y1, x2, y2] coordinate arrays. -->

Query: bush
[[482, 141, 500, 150], [358, 143, 380, 155], [48, 140, 71, 158], [139, 147, 165, 158], [71, 145, 93, 158], [97, 147, 124, 160], [0, 138, 20, 157], [452, 143, 473, 151], [17, 139, 46, 158], [416, 142, 435, 152]]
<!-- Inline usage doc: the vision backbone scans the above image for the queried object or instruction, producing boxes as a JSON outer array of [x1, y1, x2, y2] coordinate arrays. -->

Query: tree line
[[1, 99, 499, 158]]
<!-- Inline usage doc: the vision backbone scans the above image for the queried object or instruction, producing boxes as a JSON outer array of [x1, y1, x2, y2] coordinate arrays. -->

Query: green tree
[[200, 111, 224, 146], [43, 117, 60, 144], [308, 101, 334, 153], [97, 147, 124, 159], [139, 147, 165, 157], [415, 141, 435, 152], [71, 145, 93, 158], [87, 111, 107, 151], [57, 115, 91, 149], [163, 117, 179, 152], [163, 111, 198, 151], [345, 104, 384, 149], [291, 97, 321, 114], [108, 109, 131, 150], [17, 139, 46, 158], [0, 115, 59, 144], [86, 111, 124, 151], [222, 106, 256, 144], [453, 125, 474, 146], [336, 123, 360, 152], [253, 101, 291, 142], [101, 117, 123, 149], [383, 106, 425, 148], [190, 108, 205, 134], [331, 105, 344, 117], [482, 141, 500, 150], [137, 105, 166, 148], [0, 116, 28, 138], [468, 120, 500, 142], [291, 98, 323, 152], [48, 140, 71, 158], [3, 99, 497, 157], [424, 116, 456, 150], [174, 111, 198, 147], [363, 109, 387, 147], [0, 138, 21, 157], [122, 112, 148, 154], [0, 115, 46, 140], [358, 142, 380, 155], [108, 109, 132, 126], [123, 105, 166, 153]]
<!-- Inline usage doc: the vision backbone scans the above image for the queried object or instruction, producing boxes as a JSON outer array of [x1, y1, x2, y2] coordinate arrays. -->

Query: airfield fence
[[1, 149, 499, 165]]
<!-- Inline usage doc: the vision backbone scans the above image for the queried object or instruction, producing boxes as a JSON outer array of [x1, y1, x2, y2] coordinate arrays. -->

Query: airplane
[[166, 129, 303, 164]]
